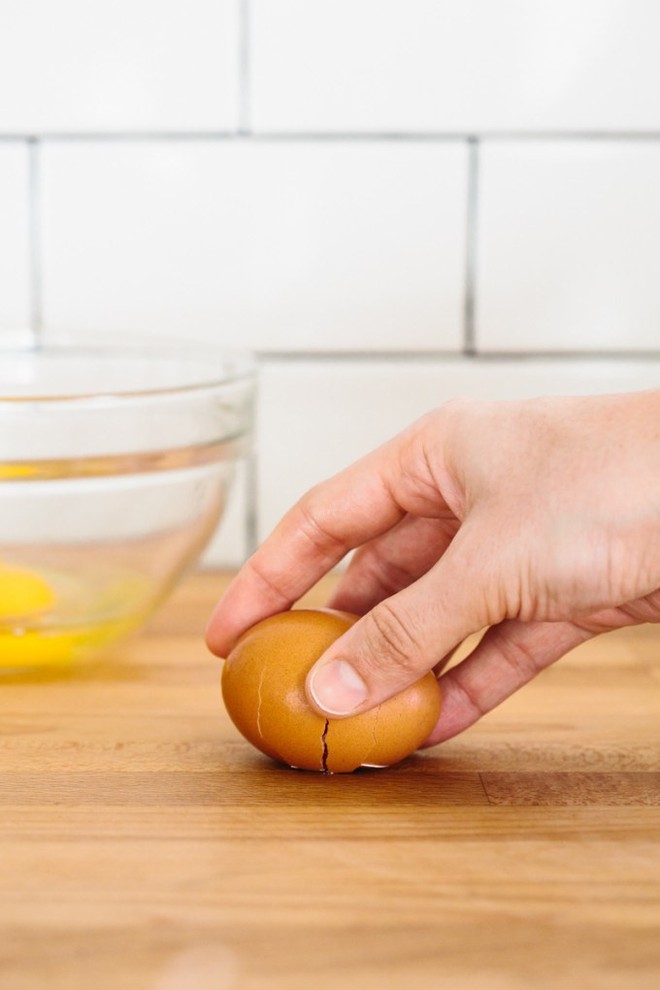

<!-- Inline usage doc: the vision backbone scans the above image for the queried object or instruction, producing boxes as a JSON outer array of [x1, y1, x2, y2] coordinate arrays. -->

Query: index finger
[[205, 446, 406, 657]]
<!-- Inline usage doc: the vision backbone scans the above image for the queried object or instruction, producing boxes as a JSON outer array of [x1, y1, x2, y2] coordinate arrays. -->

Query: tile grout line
[[239, 0, 254, 556], [463, 137, 479, 356], [244, 449, 259, 557], [259, 349, 660, 362], [5, 131, 660, 142], [238, 0, 252, 135], [27, 137, 43, 339]]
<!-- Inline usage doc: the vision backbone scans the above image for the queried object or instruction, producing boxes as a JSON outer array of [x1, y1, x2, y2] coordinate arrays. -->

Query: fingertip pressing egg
[[221, 608, 442, 773]]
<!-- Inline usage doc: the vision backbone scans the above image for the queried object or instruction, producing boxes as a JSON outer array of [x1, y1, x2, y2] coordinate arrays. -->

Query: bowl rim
[[0, 332, 256, 405]]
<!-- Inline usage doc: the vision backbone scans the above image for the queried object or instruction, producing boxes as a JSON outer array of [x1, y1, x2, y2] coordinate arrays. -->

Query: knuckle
[[245, 556, 294, 607], [297, 495, 350, 562], [437, 396, 486, 430], [494, 628, 543, 683], [437, 396, 471, 418], [360, 550, 417, 600], [361, 601, 421, 679], [450, 675, 490, 722]]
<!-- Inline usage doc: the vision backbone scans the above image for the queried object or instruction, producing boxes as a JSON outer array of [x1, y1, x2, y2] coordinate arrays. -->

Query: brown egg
[[221, 608, 442, 773]]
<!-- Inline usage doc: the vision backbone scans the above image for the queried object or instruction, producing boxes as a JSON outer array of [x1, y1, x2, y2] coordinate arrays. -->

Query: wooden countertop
[[2, 572, 660, 989]]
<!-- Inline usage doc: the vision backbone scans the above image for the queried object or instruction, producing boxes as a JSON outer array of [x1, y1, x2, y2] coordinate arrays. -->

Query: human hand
[[206, 390, 660, 744]]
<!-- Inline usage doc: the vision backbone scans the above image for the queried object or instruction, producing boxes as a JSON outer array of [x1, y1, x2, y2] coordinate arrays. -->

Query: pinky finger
[[425, 619, 595, 746]]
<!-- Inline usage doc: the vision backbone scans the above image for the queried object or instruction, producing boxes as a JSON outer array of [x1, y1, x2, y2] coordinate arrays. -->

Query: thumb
[[305, 525, 502, 717]]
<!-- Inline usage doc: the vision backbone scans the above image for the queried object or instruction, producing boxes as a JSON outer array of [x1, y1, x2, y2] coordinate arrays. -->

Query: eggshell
[[221, 609, 442, 773]]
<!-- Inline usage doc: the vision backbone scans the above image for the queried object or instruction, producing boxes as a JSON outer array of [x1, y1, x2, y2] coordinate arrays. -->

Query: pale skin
[[206, 390, 660, 746]]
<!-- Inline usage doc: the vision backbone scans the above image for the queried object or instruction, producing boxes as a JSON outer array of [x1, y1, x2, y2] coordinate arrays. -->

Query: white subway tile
[[251, 0, 660, 132], [0, 1, 239, 133], [41, 140, 466, 352], [41, 142, 246, 346], [477, 141, 660, 353], [0, 143, 30, 331], [256, 358, 660, 542], [243, 142, 466, 352]]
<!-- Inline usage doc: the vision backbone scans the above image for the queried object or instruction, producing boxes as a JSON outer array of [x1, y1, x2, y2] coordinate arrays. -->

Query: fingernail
[[308, 659, 368, 716]]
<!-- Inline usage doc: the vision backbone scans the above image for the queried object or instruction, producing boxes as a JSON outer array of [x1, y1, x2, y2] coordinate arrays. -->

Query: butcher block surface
[[1, 572, 659, 989]]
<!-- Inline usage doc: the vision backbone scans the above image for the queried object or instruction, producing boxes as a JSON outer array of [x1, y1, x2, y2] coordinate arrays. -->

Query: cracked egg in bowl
[[0, 335, 254, 673]]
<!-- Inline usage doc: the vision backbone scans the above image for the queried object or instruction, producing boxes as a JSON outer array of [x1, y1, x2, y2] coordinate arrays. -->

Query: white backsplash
[[250, 0, 660, 133], [0, 144, 31, 328], [1, 1, 659, 567], [477, 141, 660, 352], [0, 0, 239, 132], [39, 140, 468, 352]]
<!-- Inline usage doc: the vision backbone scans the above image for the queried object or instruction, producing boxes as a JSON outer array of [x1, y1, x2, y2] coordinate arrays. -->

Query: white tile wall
[[251, 0, 660, 133], [477, 141, 660, 353], [2, 4, 660, 570], [41, 140, 466, 352], [0, 0, 239, 133], [257, 358, 660, 543], [242, 142, 467, 352], [40, 142, 246, 345], [0, 143, 30, 331]]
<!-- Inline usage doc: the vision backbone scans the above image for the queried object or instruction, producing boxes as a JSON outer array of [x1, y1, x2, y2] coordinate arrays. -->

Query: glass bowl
[[0, 335, 255, 673]]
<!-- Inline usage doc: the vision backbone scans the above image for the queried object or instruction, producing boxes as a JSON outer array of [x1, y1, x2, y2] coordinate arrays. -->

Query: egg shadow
[[232, 749, 484, 809]]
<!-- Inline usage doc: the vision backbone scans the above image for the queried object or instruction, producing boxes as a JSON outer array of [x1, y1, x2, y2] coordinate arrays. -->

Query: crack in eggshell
[[320, 719, 331, 774], [322, 705, 390, 773], [255, 665, 267, 741], [370, 704, 383, 757], [223, 609, 441, 774], [360, 703, 384, 769]]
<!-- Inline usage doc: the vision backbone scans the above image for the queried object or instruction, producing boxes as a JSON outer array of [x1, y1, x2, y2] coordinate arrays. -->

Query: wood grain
[[1, 572, 660, 989]]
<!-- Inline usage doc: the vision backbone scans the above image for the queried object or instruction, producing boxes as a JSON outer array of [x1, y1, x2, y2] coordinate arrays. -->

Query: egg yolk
[[0, 564, 56, 619], [0, 566, 150, 669]]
